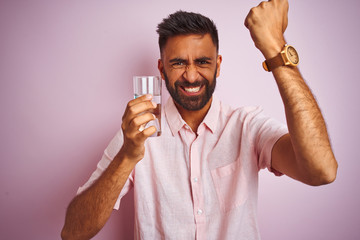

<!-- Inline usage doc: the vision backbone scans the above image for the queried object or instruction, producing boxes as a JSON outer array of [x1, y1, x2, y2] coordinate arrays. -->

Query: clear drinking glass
[[133, 76, 162, 137]]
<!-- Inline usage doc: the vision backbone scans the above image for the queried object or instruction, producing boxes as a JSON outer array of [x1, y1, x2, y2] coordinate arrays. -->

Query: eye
[[171, 61, 186, 69], [196, 60, 210, 67]]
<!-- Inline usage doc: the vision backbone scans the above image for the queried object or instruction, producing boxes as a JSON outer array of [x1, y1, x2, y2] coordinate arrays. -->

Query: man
[[61, 1, 338, 239]]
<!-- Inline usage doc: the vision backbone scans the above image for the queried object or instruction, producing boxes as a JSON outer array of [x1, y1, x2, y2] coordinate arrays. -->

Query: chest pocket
[[211, 160, 248, 213]]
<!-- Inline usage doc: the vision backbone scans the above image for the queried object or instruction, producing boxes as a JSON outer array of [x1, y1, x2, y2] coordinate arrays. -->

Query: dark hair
[[156, 10, 219, 55]]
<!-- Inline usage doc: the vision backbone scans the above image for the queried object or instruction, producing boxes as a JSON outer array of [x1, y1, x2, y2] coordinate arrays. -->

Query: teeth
[[184, 86, 200, 93]]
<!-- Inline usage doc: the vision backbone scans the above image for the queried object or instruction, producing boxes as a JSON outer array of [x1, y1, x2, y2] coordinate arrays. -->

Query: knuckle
[[249, 7, 260, 18], [122, 109, 128, 121], [259, 1, 266, 8], [130, 119, 138, 128], [249, 7, 256, 14], [126, 101, 133, 109], [128, 106, 136, 115]]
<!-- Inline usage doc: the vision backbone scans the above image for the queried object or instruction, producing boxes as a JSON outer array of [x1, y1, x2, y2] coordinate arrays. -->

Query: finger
[[128, 94, 153, 107], [122, 99, 157, 124], [123, 95, 151, 123], [244, 7, 254, 29], [258, 1, 268, 8], [130, 112, 156, 132], [139, 126, 157, 139], [122, 112, 156, 141], [123, 110, 155, 135], [244, 2, 266, 29], [129, 101, 157, 119], [244, 12, 250, 29]]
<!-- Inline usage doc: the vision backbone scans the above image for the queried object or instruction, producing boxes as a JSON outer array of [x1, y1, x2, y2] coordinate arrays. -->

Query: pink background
[[1, 0, 359, 239]]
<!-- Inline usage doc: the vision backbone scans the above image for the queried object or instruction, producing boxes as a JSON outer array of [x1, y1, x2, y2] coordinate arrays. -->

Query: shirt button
[[197, 209, 203, 215], [193, 177, 198, 182]]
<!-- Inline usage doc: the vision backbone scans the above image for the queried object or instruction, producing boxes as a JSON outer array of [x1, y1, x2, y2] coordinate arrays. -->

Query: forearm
[[61, 151, 136, 240], [245, 0, 337, 185], [61, 95, 157, 239], [272, 66, 337, 184]]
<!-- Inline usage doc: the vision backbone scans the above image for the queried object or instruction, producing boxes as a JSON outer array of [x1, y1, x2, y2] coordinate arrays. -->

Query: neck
[[174, 97, 213, 133]]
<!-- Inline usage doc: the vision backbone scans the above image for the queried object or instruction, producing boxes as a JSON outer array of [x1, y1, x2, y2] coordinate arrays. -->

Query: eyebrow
[[169, 56, 213, 63], [194, 57, 212, 62], [169, 58, 187, 63]]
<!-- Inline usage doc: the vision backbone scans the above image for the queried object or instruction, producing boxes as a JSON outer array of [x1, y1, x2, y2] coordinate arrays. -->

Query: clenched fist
[[244, 0, 289, 60]]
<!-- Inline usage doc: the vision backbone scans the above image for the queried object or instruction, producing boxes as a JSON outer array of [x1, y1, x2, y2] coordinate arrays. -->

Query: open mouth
[[183, 86, 201, 93], [179, 84, 204, 96]]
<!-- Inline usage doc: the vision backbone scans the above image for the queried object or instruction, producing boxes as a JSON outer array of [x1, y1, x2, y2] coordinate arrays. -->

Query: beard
[[163, 69, 217, 111]]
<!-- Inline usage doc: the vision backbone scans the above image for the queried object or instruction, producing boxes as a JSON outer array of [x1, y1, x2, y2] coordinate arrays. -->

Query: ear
[[158, 59, 165, 80], [216, 55, 222, 78]]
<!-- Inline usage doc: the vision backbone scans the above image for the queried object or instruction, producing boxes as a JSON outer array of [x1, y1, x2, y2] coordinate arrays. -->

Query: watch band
[[263, 54, 284, 72]]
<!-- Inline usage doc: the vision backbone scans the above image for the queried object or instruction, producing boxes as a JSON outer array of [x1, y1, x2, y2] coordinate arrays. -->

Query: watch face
[[286, 46, 299, 64]]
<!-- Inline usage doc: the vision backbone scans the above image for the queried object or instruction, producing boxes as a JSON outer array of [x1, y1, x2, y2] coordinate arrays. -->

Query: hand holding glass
[[133, 76, 162, 137]]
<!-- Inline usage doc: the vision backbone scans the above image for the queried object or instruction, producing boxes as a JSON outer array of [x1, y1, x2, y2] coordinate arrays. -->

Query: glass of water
[[133, 76, 162, 137]]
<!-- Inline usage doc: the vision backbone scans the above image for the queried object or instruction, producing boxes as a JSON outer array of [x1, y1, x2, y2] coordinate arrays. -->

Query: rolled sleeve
[[251, 108, 288, 176]]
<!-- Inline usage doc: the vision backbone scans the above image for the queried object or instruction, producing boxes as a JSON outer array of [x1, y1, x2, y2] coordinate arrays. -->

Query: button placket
[[189, 139, 205, 224]]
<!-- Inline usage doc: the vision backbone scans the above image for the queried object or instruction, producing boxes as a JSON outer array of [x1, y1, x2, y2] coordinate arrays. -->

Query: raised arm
[[61, 94, 157, 239], [244, 0, 338, 186]]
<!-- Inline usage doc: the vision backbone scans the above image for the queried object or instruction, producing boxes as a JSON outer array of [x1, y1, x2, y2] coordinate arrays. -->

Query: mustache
[[174, 79, 208, 88]]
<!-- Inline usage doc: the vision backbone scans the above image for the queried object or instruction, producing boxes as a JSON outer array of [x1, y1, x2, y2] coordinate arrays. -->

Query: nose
[[183, 64, 200, 83]]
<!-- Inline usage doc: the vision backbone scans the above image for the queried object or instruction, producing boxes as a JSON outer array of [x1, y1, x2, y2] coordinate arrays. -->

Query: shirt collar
[[164, 96, 220, 136], [202, 96, 219, 134]]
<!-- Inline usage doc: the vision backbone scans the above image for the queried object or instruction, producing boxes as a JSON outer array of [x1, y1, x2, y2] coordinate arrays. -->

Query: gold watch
[[262, 45, 299, 72]]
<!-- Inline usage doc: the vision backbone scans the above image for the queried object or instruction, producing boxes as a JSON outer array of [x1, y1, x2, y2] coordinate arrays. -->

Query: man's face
[[158, 34, 222, 111]]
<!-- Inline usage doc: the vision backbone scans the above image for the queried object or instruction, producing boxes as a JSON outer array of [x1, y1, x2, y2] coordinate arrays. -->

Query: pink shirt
[[78, 96, 288, 240]]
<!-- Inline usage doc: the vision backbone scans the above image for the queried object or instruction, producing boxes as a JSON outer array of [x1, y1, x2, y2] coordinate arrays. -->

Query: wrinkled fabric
[[78, 96, 288, 240]]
